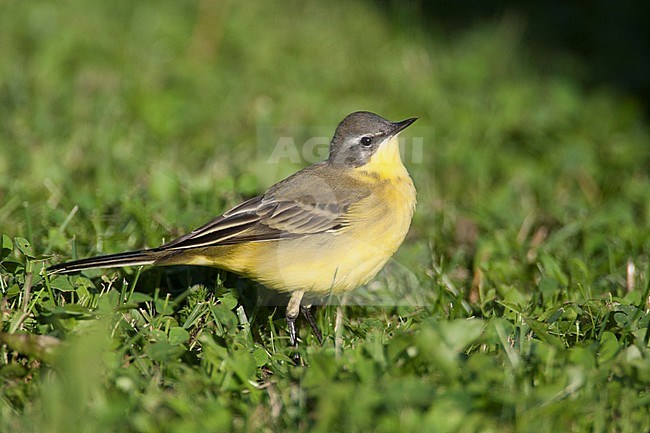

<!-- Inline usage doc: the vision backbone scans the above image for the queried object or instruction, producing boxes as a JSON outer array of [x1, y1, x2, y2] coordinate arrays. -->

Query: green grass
[[1, 1, 650, 432]]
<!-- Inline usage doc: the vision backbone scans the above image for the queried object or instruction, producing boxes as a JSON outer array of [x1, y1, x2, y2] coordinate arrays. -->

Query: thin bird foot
[[286, 291, 304, 364], [301, 304, 323, 345], [286, 313, 298, 348]]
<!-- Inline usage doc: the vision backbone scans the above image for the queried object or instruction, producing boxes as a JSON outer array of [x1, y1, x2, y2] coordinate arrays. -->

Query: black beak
[[390, 117, 418, 136]]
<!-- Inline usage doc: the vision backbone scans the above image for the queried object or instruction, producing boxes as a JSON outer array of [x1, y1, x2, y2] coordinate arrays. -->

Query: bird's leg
[[300, 304, 323, 345], [286, 290, 304, 348]]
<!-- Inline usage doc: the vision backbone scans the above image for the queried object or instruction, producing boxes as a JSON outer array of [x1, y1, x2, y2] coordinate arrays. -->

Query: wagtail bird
[[48, 111, 417, 348]]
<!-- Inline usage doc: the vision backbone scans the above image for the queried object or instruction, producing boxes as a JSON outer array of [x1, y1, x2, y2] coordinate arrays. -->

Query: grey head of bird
[[327, 111, 417, 167]]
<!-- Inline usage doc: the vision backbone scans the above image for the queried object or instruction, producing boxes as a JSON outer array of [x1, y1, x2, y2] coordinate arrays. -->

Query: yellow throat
[[357, 135, 410, 180]]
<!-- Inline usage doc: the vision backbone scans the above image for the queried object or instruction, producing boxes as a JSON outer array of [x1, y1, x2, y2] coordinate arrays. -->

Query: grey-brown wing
[[255, 197, 350, 234], [157, 167, 370, 251], [157, 195, 268, 250]]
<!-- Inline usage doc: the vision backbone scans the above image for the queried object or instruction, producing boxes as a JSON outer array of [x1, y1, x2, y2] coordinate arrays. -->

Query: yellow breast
[[231, 176, 414, 295]]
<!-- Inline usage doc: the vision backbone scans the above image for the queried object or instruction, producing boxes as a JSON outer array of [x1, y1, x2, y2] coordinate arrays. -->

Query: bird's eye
[[360, 136, 373, 147]]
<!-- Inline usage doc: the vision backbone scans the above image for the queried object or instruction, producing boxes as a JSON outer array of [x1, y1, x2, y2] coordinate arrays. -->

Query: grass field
[[1, 1, 650, 432]]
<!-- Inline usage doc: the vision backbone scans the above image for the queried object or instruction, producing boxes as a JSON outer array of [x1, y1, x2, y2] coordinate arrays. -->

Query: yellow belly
[[184, 177, 416, 295]]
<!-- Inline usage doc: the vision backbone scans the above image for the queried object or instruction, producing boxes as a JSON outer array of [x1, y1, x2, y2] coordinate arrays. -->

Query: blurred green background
[[1, 1, 649, 432]]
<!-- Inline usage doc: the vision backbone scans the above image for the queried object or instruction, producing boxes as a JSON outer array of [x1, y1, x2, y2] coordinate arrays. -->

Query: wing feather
[[157, 165, 372, 252]]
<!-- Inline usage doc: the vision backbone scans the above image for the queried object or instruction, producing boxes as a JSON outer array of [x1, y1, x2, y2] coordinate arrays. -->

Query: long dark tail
[[47, 249, 159, 274]]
